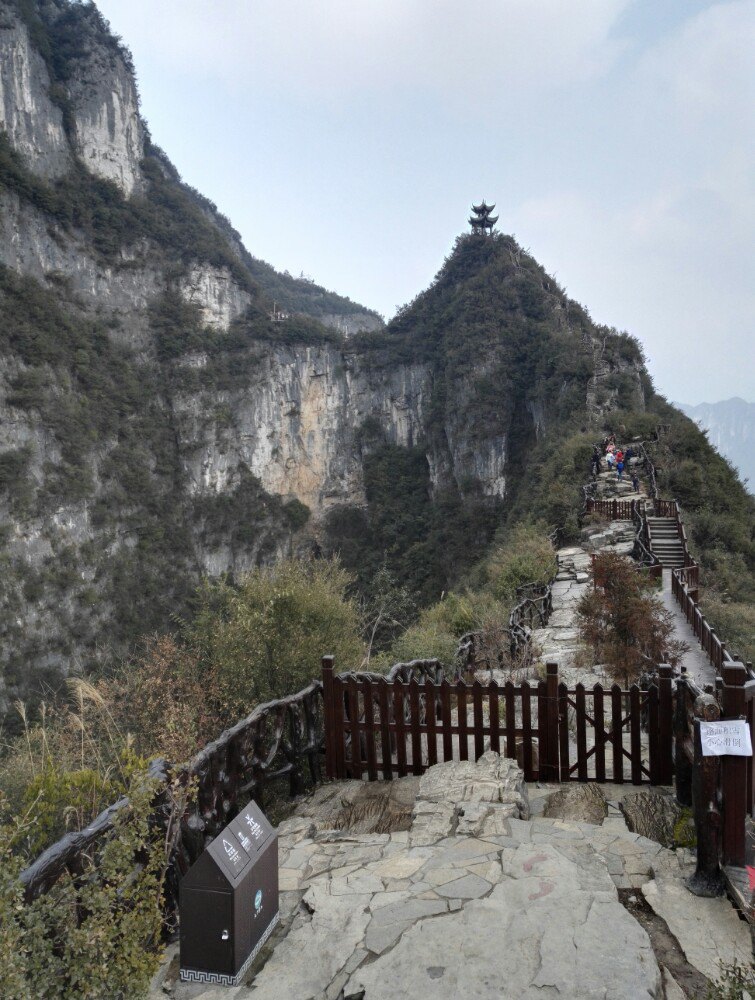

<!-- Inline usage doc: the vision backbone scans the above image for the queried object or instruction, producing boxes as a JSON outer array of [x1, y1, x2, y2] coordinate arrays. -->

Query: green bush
[[0, 770, 164, 1000], [186, 557, 364, 715], [484, 524, 556, 602]]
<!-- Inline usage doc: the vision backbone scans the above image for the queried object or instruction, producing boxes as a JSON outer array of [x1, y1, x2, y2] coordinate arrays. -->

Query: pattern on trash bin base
[[179, 911, 280, 986]]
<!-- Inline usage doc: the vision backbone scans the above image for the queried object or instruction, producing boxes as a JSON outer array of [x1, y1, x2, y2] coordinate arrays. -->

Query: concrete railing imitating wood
[[20, 680, 326, 904]]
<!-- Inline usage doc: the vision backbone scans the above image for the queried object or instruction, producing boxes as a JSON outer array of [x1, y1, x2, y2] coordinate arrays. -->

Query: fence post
[[674, 669, 693, 807], [544, 663, 560, 782], [721, 661, 747, 866], [687, 695, 724, 896], [321, 655, 337, 780], [657, 665, 674, 786]]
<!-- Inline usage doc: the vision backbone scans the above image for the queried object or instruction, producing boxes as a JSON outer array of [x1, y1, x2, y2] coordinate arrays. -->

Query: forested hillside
[[0, 0, 752, 730]]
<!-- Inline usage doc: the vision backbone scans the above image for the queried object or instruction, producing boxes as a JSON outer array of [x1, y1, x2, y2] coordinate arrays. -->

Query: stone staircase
[[646, 517, 686, 568]]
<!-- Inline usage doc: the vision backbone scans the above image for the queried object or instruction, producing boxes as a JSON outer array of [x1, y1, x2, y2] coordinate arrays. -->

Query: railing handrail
[[20, 678, 325, 901]]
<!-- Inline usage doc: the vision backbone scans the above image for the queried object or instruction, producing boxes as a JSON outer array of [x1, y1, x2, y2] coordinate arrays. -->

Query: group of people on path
[[591, 435, 640, 493]]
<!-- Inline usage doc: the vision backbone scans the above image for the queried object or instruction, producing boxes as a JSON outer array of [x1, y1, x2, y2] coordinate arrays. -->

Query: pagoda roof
[[471, 201, 495, 214]]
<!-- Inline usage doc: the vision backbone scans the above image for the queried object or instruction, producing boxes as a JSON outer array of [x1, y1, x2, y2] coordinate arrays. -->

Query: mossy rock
[[673, 807, 697, 849]]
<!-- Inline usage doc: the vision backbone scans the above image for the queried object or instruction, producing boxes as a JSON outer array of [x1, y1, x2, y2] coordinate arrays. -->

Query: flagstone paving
[[152, 754, 751, 1000]]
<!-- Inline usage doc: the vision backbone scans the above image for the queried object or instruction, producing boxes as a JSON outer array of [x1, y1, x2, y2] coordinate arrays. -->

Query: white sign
[[700, 720, 753, 757]]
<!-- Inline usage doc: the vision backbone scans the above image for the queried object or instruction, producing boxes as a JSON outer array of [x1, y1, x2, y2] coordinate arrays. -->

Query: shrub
[[97, 635, 213, 762], [484, 524, 556, 602], [186, 557, 363, 716], [0, 770, 164, 1000], [577, 552, 688, 684]]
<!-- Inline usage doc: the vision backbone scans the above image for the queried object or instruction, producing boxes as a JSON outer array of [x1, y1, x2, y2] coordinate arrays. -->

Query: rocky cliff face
[[0, 0, 647, 711]]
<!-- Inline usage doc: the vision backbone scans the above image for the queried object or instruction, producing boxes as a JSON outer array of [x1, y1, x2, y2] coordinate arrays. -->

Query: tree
[[359, 565, 416, 667], [577, 552, 688, 684]]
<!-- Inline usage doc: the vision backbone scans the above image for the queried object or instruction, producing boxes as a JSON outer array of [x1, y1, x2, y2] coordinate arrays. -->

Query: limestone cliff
[[0, 0, 648, 711]]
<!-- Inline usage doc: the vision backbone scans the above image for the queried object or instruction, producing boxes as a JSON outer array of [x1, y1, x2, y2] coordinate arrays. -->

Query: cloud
[[636, 0, 755, 130], [98, 0, 630, 109]]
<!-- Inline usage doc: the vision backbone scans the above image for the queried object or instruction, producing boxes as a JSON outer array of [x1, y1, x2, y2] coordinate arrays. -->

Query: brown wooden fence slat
[[648, 683, 659, 786], [335, 677, 346, 777], [363, 678, 378, 781], [322, 656, 337, 779], [457, 681, 469, 762], [505, 682, 516, 761], [473, 681, 484, 760], [426, 679, 438, 768], [348, 675, 361, 779], [410, 679, 422, 775], [658, 665, 674, 785], [545, 664, 559, 782], [593, 684, 605, 783], [611, 684, 624, 783], [489, 682, 500, 754], [441, 680, 453, 762], [630, 685, 642, 785], [537, 680, 547, 778], [521, 681, 533, 780], [576, 684, 588, 782], [377, 678, 392, 780], [394, 681, 407, 777], [558, 681, 570, 781]]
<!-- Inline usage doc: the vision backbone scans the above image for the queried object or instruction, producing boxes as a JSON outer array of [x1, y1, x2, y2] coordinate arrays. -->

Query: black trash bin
[[179, 801, 279, 987]]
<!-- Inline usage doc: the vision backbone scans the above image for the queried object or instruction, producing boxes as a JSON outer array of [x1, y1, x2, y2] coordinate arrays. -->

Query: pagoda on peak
[[469, 201, 498, 235]]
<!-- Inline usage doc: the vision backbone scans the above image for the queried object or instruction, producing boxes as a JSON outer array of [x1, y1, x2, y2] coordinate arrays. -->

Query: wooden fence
[[585, 497, 638, 520], [661, 491, 754, 877], [322, 659, 674, 787]]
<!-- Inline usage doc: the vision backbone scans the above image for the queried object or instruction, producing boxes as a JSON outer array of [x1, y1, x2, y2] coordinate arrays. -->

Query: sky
[[94, 0, 754, 404]]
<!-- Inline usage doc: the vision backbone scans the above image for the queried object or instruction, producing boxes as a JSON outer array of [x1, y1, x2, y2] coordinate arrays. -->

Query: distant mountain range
[[675, 398, 754, 491]]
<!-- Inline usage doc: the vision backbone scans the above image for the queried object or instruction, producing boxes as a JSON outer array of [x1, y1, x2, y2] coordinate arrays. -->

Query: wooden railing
[[458, 568, 556, 675], [20, 680, 325, 903], [323, 659, 675, 787], [585, 497, 637, 520], [632, 500, 663, 580], [660, 490, 755, 882]]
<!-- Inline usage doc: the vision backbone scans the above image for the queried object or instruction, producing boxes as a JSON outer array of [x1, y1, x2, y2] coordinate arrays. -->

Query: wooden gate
[[322, 659, 674, 786]]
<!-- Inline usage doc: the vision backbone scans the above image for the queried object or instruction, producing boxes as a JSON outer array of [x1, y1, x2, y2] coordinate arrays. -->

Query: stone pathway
[[660, 569, 716, 690], [152, 756, 752, 1000]]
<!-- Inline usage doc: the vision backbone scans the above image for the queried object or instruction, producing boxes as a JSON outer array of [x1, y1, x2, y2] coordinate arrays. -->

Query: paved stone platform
[[151, 755, 751, 1000]]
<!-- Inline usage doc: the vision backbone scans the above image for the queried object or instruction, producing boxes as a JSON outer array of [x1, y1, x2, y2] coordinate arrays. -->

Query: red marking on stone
[[522, 854, 548, 872], [747, 866, 755, 891], [528, 880, 554, 901]]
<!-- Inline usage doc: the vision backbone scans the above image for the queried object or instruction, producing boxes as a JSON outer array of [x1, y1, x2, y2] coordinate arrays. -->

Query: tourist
[[617, 458, 624, 481], [606, 451, 616, 470], [631, 471, 640, 493], [616, 449, 624, 464], [625, 446, 635, 462]]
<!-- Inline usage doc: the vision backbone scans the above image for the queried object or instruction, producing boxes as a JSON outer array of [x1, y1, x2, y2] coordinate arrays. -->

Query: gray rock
[[620, 791, 683, 847], [642, 877, 752, 982], [417, 751, 530, 815], [293, 776, 421, 834], [346, 843, 661, 999], [542, 783, 608, 825], [246, 884, 373, 1000]]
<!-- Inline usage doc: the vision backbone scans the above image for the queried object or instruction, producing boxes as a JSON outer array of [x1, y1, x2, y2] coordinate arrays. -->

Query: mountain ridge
[[674, 397, 753, 491], [0, 0, 752, 722]]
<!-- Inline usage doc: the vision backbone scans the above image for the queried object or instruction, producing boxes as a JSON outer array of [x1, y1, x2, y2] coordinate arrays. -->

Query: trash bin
[[179, 801, 279, 986]]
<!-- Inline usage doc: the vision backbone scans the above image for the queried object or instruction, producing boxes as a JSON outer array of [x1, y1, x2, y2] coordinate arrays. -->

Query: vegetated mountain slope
[[323, 233, 649, 597], [675, 398, 754, 493], [0, 0, 382, 711], [1, 0, 749, 722]]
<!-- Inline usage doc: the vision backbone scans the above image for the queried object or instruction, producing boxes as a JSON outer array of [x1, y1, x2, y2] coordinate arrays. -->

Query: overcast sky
[[94, 0, 754, 404]]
